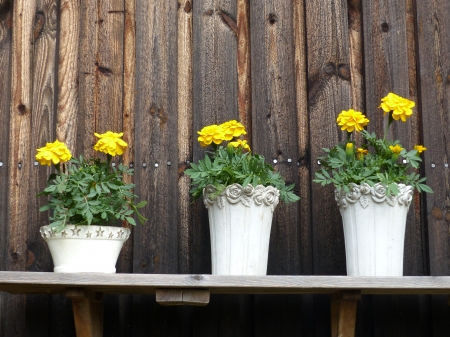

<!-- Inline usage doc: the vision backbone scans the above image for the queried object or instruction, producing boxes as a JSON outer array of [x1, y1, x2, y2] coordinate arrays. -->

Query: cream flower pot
[[335, 183, 413, 276], [203, 183, 279, 275], [40, 225, 130, 273]]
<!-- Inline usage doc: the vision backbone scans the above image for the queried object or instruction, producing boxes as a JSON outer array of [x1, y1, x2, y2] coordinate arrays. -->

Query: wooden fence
[[0, 0, 449, 336]]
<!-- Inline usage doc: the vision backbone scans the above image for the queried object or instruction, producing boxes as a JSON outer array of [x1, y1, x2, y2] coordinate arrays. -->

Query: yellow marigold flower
[[229, 139, 251, 151], [414, 145, 427, 153], [94, 131, 128, 156], [380, 92, 415, 122], [389, 144, 403, 154], [36, 140, 72, 166], [220, 120, 247, 140], [197, 124, 225, 147], [336, 109, 369, 132]]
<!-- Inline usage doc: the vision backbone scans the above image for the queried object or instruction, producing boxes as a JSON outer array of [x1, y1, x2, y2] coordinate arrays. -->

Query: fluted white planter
[[40, 225, 130, 273], [335, 183, 413, 276], [203, 183, 279, 275]]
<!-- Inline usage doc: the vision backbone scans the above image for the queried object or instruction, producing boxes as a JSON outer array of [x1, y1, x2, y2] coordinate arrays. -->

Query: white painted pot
[[203, 183, 279, 275], [335, 183, 413, 276], [40, 225, 130, 273]]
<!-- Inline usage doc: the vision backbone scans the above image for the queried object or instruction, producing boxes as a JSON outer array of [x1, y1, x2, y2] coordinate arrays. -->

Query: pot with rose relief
[[335, 182, 413, 276], [203, 183, 279, 275]]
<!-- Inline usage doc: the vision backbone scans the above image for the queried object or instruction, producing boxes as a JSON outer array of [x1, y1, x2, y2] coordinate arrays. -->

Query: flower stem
[[383, 112, 394, 140]]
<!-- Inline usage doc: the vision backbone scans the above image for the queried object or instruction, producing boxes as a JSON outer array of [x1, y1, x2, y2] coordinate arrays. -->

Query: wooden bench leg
[[66, 288, 104, 337], [330, 291, 361, 337]]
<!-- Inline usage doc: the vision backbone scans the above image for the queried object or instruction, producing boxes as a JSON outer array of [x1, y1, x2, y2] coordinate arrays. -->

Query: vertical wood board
[[133, 0, 179, 335]]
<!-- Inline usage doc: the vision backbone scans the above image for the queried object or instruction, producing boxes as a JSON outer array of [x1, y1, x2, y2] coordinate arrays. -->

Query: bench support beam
[[330, 290, 361, 337], [66, 288, 104, 337], [156, 288, 210, 306]]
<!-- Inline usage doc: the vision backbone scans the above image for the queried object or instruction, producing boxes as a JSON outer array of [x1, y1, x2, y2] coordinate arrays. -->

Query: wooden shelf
[[1, 272, 450, 295], [1, 272, 449, 337]]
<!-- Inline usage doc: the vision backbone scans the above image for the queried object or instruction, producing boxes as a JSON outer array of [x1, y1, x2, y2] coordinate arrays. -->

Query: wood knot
[[18, 104, 26, 114], [192, 275, 204, 281], [432, 207, 443, 220], [324, 62, 336, 75], [381, 22, 389, 32], [95, 62, 112, 76], [153, 255, 160, 265], [140, 261, 147, 268], [184, 1, 192, 13], [204, 9, 214, 16], [34, 12, 45, 40], [268, 13, 276, 25], [338, 64, 351, 80]]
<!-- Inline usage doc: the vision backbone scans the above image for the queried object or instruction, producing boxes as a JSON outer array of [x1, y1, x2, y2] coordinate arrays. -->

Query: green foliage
[[185, 146, 300, 204], [38, 156, 147, 232], [313, 130, 433, 196]]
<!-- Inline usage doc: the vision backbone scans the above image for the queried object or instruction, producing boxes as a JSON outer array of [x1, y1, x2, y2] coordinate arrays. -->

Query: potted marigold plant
[[185, 120, 299, 275], [313, 93, 432, 276], [36, 132, 147, 273]]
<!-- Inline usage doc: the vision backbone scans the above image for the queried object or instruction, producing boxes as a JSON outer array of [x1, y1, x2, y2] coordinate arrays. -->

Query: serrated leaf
[[359, 195, 370, 209], [217, 196, 225, 210], [241, 195, 252, 207]]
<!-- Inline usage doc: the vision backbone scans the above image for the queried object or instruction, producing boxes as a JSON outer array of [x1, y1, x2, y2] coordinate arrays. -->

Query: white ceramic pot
[[203, 183, 279, 275], [335, 183, 413, 276], [40, 225, 131, 273]]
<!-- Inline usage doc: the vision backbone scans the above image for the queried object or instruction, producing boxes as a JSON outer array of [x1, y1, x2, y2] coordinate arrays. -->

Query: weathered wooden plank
[[237, 0, 251, 137], [362, 1, 426, 336], [305, 0, 351, 334], [56, 0, 80, 152], [133, 0, 179, 335], [0, 0, 12, 334], [250, 0, 302, 335], [156, 289, 209, 306], [3, 273, 450, 294], [113, 1, 135, 336], [25, 1, 59, 336], [191, 1, 243, 336], [191, 0, 238, 274], [77, 0, 97, 157], [95, 0, 124, 136], [294, 1, 315, 334], [306, 0, 350, 277], [6, 0, 36, 335], [416, 0, 450, 335], [177, 0, 193, 275]]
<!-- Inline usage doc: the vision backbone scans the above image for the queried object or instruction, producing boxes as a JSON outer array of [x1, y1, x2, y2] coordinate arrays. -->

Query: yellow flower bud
[[389, 144, 403, 163], [414, 145, 427, 154]]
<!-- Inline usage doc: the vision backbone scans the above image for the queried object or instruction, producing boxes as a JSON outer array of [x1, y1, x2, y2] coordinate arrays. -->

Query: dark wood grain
[[177, 0, 193, 276], [133, 0, 179, 335], [249, 1, 304, 335], [25, 1, 59, 336], [6, 1, 36, 335], [306, 0, 350, 277], [77, 0, 97, 158], [416, 0, 450, 335], [56, 0, 79, 153], [0, 0, 12, 335], [362, 1, 427, 336], [191, 1, 244, 336], [305, 1, 351, 334]]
